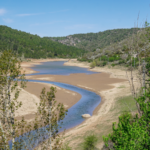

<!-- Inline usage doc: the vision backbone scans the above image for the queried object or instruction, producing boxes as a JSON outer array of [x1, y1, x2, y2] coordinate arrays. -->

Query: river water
[[9, 61, 101, 149], [29, 61, 98, 75]]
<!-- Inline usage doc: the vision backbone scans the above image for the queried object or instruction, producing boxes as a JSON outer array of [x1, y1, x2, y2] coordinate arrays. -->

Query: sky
[[0, 0, 150, 37]]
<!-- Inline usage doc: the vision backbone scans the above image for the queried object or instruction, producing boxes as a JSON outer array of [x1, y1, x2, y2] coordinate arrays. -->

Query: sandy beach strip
[[16, 81, 81, 121], [25, 72, 127, 115], [20, 58, 69, 74]]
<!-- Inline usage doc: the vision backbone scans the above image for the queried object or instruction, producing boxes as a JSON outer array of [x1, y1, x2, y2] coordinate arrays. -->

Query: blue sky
[[0, 0, 150, 37]]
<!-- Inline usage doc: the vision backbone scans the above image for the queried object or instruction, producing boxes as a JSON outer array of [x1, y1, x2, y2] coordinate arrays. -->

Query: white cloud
[[0, 8, 6, 16], [65, 24, 96, 30], [17, 13, 45, 17], [3, 18, 13, 23]]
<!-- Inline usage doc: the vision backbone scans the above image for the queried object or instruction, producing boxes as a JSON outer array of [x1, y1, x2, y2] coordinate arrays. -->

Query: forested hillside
[[0, 26, 85, 58], [78, 26, 150, 68], [47, 28, 140, 51]]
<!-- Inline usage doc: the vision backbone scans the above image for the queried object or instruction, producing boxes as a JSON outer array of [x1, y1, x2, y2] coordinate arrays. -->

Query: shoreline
[[16, 81, 81, 121], [24, 73, 127, 132], [21, 58, 69, 74], [25, 73, 126, 114], [22, 60, 127, 133], [20, 58, 127, 116]]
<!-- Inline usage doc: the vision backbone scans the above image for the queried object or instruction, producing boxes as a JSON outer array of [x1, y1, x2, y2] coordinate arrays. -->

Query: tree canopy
[[47, 28, 140, 51], [0, 25, 85, 59]]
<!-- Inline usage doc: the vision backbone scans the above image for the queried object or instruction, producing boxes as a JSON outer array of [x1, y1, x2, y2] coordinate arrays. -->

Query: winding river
[[9, 61, 101, 149]]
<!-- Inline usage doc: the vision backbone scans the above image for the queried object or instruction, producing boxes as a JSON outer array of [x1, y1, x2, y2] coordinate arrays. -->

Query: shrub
[[119, 60, 125, 64], [109, 57, 115, 62], [61, 143, 72, 150], [96, 60, 101, 66], [103, 61, 107, 66], [111, 63, 115, 67], [83, 135, 98, 150], [90, 61, 96, 68], [88, 59, 92, 63]]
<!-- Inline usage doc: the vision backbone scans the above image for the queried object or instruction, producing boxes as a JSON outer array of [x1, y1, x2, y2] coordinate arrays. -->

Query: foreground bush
[[83, 134, 98, 150], [61, 143, 72, 150], [90, 61, 96, 68]]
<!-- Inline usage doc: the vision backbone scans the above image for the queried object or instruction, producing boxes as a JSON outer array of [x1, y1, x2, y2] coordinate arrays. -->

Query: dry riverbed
[[18, 59, 139, 149]]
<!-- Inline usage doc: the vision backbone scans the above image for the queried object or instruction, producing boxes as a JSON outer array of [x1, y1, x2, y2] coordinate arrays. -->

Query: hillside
[[79, 27, 150, 68], [0, 26, 85, 58], [47, 28, 140, 51]]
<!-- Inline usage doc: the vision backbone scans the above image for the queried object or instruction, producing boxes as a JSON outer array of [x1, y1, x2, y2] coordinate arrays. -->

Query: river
[[9, 61, 101, 149]]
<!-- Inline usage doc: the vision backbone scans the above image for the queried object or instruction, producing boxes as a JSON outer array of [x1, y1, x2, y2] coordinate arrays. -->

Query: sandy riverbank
[[25, 73, 127, 116], [64, 59, 131, 79], [20, 58, 69, 74], [15, 81, 81, 121]]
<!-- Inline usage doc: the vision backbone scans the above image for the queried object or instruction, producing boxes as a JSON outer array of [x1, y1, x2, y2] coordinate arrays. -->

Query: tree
[[0, 50, 67, 149], [0, 50, 26, 149], [90, 61, 96, 68], [102, 21, 150, 150], [144, 21, 150, 28], [82, 135, 98, 150], [33, 87, 67, 150]]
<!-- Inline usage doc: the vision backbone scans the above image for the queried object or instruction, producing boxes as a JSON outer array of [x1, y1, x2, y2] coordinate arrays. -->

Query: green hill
[[79, 27, 150, 68], [46, 28, 140, 51], [0, 26, 85, 58]]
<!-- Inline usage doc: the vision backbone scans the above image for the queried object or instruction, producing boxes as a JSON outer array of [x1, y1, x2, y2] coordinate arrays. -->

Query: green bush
[[61, 143, 72, 150], [119, 60, 125, 64], [88, 59, 92, 63], [111, 63, 115, 67], [101, 56, 107, 61], [83, 135, 98, 150], [109, 57, 115, 62], [103, 61, 107, 66], [90, 61, 96, 68], [96, 60, 101, 66], [103, 56, 150, 149]]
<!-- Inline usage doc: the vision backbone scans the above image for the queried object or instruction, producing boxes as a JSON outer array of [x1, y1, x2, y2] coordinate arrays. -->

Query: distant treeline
[[0, 26, 85, 58], [47, 28, 141, 51]]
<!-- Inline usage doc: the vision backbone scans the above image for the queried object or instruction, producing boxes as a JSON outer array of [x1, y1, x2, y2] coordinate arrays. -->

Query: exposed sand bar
[[16, 81, 81, 121], [26, 72, 127, 115]]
